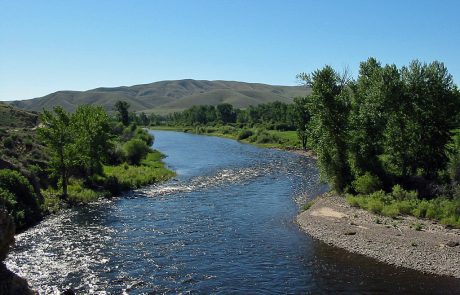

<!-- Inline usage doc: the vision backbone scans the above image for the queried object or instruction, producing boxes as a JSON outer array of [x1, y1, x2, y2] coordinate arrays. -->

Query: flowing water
[[6, 131, 460, 294]]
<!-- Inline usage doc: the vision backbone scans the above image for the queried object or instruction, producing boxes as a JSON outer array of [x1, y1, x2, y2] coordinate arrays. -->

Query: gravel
[[296, 194, 460, 278]]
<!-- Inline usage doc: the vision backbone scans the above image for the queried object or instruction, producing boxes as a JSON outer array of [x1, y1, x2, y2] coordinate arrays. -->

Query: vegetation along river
[[5, 131, 460, 294]]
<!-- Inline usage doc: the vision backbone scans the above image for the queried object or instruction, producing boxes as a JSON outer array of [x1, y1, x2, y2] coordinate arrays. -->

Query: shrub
[[124, 139, 150, 165], [107, 143, 126, 165], [381, 204, 400, 217], [134, 129, 154, 146], [346, 194, 362, 207], [0, 169, 41, 230], [352, 172, 382, 194], [3, 137, 14, 149], [391, 184, 417, 201], [237, 130, 253, 140], [366, 198, 384, 214]]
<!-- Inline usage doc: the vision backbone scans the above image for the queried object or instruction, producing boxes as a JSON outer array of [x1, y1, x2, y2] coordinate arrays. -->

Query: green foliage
[[302, 200, 315, 211], [73, 105, 113, 177], [237, 129, 253, 140], [114, 100, 130, 126], [38, 106, 74, 198], [307, 65, 352, 192], [104, 151, 175, 189], [352, 172, 382, 194], [346, 187, 460, 228], [3, 137, 14, 149], [0, 169, 41, 230], [447, 129, 460, 183], [123, 138, 150, 165], [293, 96, 310, 150]]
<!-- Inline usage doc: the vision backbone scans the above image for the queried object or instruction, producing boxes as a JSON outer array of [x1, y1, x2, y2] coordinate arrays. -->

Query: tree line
[[300, 58, 460, 197]]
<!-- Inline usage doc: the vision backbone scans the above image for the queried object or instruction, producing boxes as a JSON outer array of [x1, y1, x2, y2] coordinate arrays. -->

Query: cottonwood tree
[[115, 100, 130, 126], [38, 107, 75, 199], [293, 96, 310, 150], [73, 105, 113, 178], [306, 66, 352, 192]]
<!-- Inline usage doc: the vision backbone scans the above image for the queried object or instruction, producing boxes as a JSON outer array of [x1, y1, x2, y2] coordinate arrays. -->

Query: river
[[6, 131, 460, 294]]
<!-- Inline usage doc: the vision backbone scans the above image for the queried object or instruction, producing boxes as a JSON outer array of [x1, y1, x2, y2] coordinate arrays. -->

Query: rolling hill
[[0, 103, 39, 128], [9, 80, 309, 114]]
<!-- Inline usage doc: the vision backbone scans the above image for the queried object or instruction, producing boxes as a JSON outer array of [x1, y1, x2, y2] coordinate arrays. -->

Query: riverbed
[[6, 131, 460, 294]]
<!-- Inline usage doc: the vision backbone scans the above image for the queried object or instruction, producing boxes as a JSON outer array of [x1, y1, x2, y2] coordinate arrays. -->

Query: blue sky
[[1, 0, 459, 101]]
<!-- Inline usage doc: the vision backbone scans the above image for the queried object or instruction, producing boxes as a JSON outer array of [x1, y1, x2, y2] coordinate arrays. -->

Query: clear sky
[[1, 0, 459, 101]]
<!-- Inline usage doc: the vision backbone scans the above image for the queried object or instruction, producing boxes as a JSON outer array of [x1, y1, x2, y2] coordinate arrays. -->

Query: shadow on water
[[5, 131, 460, 294]]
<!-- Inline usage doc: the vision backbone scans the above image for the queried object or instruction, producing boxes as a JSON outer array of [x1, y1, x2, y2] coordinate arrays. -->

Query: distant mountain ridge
[[10, 79, 309, 114]]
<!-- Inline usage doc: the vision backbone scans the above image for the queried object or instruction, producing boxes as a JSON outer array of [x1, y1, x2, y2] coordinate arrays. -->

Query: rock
[[0, 211, 15, 262], [0, 263, 36, 295], [0, 211, 37, 294], [344, 231, 356, 235], [63, 289, 76, 295], [446, 241, 459, 247]]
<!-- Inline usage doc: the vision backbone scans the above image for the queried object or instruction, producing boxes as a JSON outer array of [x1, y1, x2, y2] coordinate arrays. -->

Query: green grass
[[151, 125, 303, 150], [302, 200, 316, 211], [104, 150, 175, 189], [41, 150, 175, 212], [346, 187, 460, 228]]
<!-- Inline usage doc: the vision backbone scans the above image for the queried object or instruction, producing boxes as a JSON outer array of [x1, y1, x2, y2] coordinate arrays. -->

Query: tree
[[402, 60, 460, 178], [216, 103, 236, 124], [73, 105, 113, 178], [293, 97, 310, 150], [115, 100, 130, 126], [348, 58, 393, 178], [124, 138, 150, 165], [306, 66, 352, 192], [38, 106, 75, 199]]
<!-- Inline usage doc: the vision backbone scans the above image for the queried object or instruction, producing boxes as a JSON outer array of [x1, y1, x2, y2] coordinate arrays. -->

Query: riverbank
[[150, 125, 314, 155], [297, 193, 460, 278]]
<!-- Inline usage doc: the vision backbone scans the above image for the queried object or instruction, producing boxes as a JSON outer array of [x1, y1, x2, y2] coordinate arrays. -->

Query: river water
[[6, 131, 460, 294]]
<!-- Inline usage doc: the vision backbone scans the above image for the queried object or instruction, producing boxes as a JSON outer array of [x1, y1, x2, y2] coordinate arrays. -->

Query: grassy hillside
[[9, 79, 309, 114], [0, 103, 39, 128]]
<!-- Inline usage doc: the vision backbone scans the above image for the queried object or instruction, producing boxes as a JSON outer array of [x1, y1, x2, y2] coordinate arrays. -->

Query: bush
[[381, 204, 400, 217], [352, 173, 382, 194], [107, 143, 126, 165], [391, 184, 417, 201], [134, 129, 154, 146], [124, 139, 150, 165], [0, 169, 41, 230], [237, 130, 253, 140], [346, 186, 460, 228], [3, 137, 14, 149]]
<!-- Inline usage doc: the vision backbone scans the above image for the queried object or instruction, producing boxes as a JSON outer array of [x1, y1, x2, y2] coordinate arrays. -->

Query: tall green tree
[[348, 58, 396, 178], [73, 105, 113, 178], [114, 100, 130, 126], [307, 66, 352, 192], [216, 103, 236, 124], [293, 97, 310, 150], [402, 60, 460, 178], [38, 106, 75, 199]]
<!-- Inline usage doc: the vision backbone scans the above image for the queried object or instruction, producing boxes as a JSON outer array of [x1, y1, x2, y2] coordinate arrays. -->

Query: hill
[[0, 103, 39, 128], [9, 80, 309, 114]]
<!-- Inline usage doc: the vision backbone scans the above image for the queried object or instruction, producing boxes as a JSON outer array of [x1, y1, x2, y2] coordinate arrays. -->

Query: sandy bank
[[297, 194, 460, 278]]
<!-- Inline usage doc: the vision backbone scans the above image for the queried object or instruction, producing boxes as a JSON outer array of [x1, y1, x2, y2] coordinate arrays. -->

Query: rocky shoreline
[[0, 211, 36, 294], [296, 194, 460, 278]]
